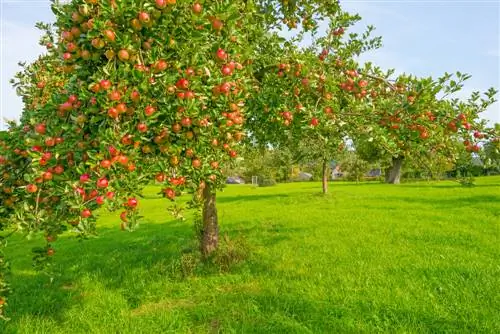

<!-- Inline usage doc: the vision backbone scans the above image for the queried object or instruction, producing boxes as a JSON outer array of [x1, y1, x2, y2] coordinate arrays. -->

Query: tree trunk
[[386, 156, 404, 184], [200, 183, 219, 258], [322, 159, 328, 194]]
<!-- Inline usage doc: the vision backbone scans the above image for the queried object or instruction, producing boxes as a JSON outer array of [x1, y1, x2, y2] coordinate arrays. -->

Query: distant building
[[297, 172, 313, 181], [366, 169, 382, 177], [331, 165, 343, 179]]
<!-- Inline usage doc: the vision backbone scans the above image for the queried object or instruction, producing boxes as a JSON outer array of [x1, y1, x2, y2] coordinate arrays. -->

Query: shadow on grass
[[396, 195, 500, 211], [398, 183, 500, 189], [218, 193, 290, 204], [4, 219, 308, 326]]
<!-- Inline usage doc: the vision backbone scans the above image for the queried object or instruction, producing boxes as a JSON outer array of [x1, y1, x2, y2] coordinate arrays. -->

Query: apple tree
[[247, 12, 382, 194], [0, 0, 349, 315], [352, 70, 498, 184]]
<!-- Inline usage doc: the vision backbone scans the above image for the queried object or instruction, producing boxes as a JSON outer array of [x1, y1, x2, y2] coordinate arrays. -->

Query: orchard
[[0, 0, 498, 321]]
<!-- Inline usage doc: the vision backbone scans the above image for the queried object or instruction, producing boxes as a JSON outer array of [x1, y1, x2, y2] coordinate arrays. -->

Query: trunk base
[[322, 159, 329, 194], [386, 157, 403, 184], [200, 184, 219, 258]]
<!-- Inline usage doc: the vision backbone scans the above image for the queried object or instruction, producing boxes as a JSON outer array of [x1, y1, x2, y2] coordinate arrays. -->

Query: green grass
[[1, 176, 500, 333]]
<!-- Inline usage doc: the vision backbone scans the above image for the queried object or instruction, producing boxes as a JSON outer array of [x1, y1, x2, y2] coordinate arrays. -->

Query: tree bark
[[322, 159, 328, 194], [200, 183, 219, 258], [386, 156, 404, 184]]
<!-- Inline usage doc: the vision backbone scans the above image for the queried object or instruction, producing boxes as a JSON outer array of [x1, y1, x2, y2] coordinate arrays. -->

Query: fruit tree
[[247, 15, 381, 194], [0, 0, 347, 317], [352, 70, 497, 184]]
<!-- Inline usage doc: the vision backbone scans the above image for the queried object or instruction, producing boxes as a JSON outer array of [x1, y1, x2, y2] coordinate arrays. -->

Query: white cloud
[[1, 20, 46, 129], [485, 49, 500, 57]]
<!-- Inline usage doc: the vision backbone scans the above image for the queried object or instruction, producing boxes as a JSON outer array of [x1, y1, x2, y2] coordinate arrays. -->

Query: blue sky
[[1, 0, 499, 130]]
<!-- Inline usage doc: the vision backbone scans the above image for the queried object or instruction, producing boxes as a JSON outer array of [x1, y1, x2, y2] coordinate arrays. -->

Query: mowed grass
[[1, 176, 500, 333]]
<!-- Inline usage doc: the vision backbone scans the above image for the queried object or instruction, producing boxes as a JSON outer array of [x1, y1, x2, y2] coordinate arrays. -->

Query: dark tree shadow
[[218, 193, 290, 203], [395, 195, 500, 211], [2, 219, 309, 327]]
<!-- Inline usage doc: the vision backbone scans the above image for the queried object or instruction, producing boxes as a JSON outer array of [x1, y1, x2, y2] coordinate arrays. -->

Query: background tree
[[481, 123, 500, 174], [292, 131, 346, 193], [339, 150, 370, 182], [248, 11, 382, 194], [352, 70, 497, 184]]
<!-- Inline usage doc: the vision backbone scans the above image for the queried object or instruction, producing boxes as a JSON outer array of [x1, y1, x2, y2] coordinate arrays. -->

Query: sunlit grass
[[2, 176, 499, 333]]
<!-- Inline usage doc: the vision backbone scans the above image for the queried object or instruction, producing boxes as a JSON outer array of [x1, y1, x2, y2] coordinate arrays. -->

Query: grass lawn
[[1, 176, 499, 333]]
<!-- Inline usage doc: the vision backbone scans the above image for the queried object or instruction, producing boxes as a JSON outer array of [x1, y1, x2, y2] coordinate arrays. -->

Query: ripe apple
[[138, 12, 150, 23], [176, 78, 189, 90], [155, 60, 168, 72], [100, 160, 111, 169], [100, 80, 112, 90], [145, 105, 156, 116], [131, 90, 141, 102], [164, 187, 176, 200], [75, 187, 86, 197], [54, 165, 64, 175], [212, 18, 223, 30], [35, 123, 46, 135], [109, 90, 121, 101], [216, 48, 227, 61], [88, 189, 99, 199], [104, 29, 116, 42], [44, 137, 55, 147], [181, 117, 192, 127], [221, 65, 232, 76], [192, 2, 202, 14], [81, 208, 92, 218], [192, 159, 201, 168], [43, 171, 53, 181], [116, 103, 127, 113], [118, 155, 129, 165], [419, 131, 429, 139], [96, 196, 105, 205], [108, 107, 119, 118], [156, 0, 167, 9], [97, 177, 109, 188], [80, 174, 90, 183], [155, 173, 166, 182], [219, 83, 231, 94], [118, 49, 130, 61], [120, 211, 128, 222], [26, 184, 38, 193], [127, 198, 138, 208]]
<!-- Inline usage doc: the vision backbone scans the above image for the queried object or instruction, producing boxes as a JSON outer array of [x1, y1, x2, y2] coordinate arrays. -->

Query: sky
[[0, 0, 499, 130]]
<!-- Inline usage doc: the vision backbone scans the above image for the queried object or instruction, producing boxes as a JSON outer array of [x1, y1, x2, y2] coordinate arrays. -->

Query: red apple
[[81, 208, 92, 218], [97, 177, 109, 188], [127, 198, 138, 208]]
